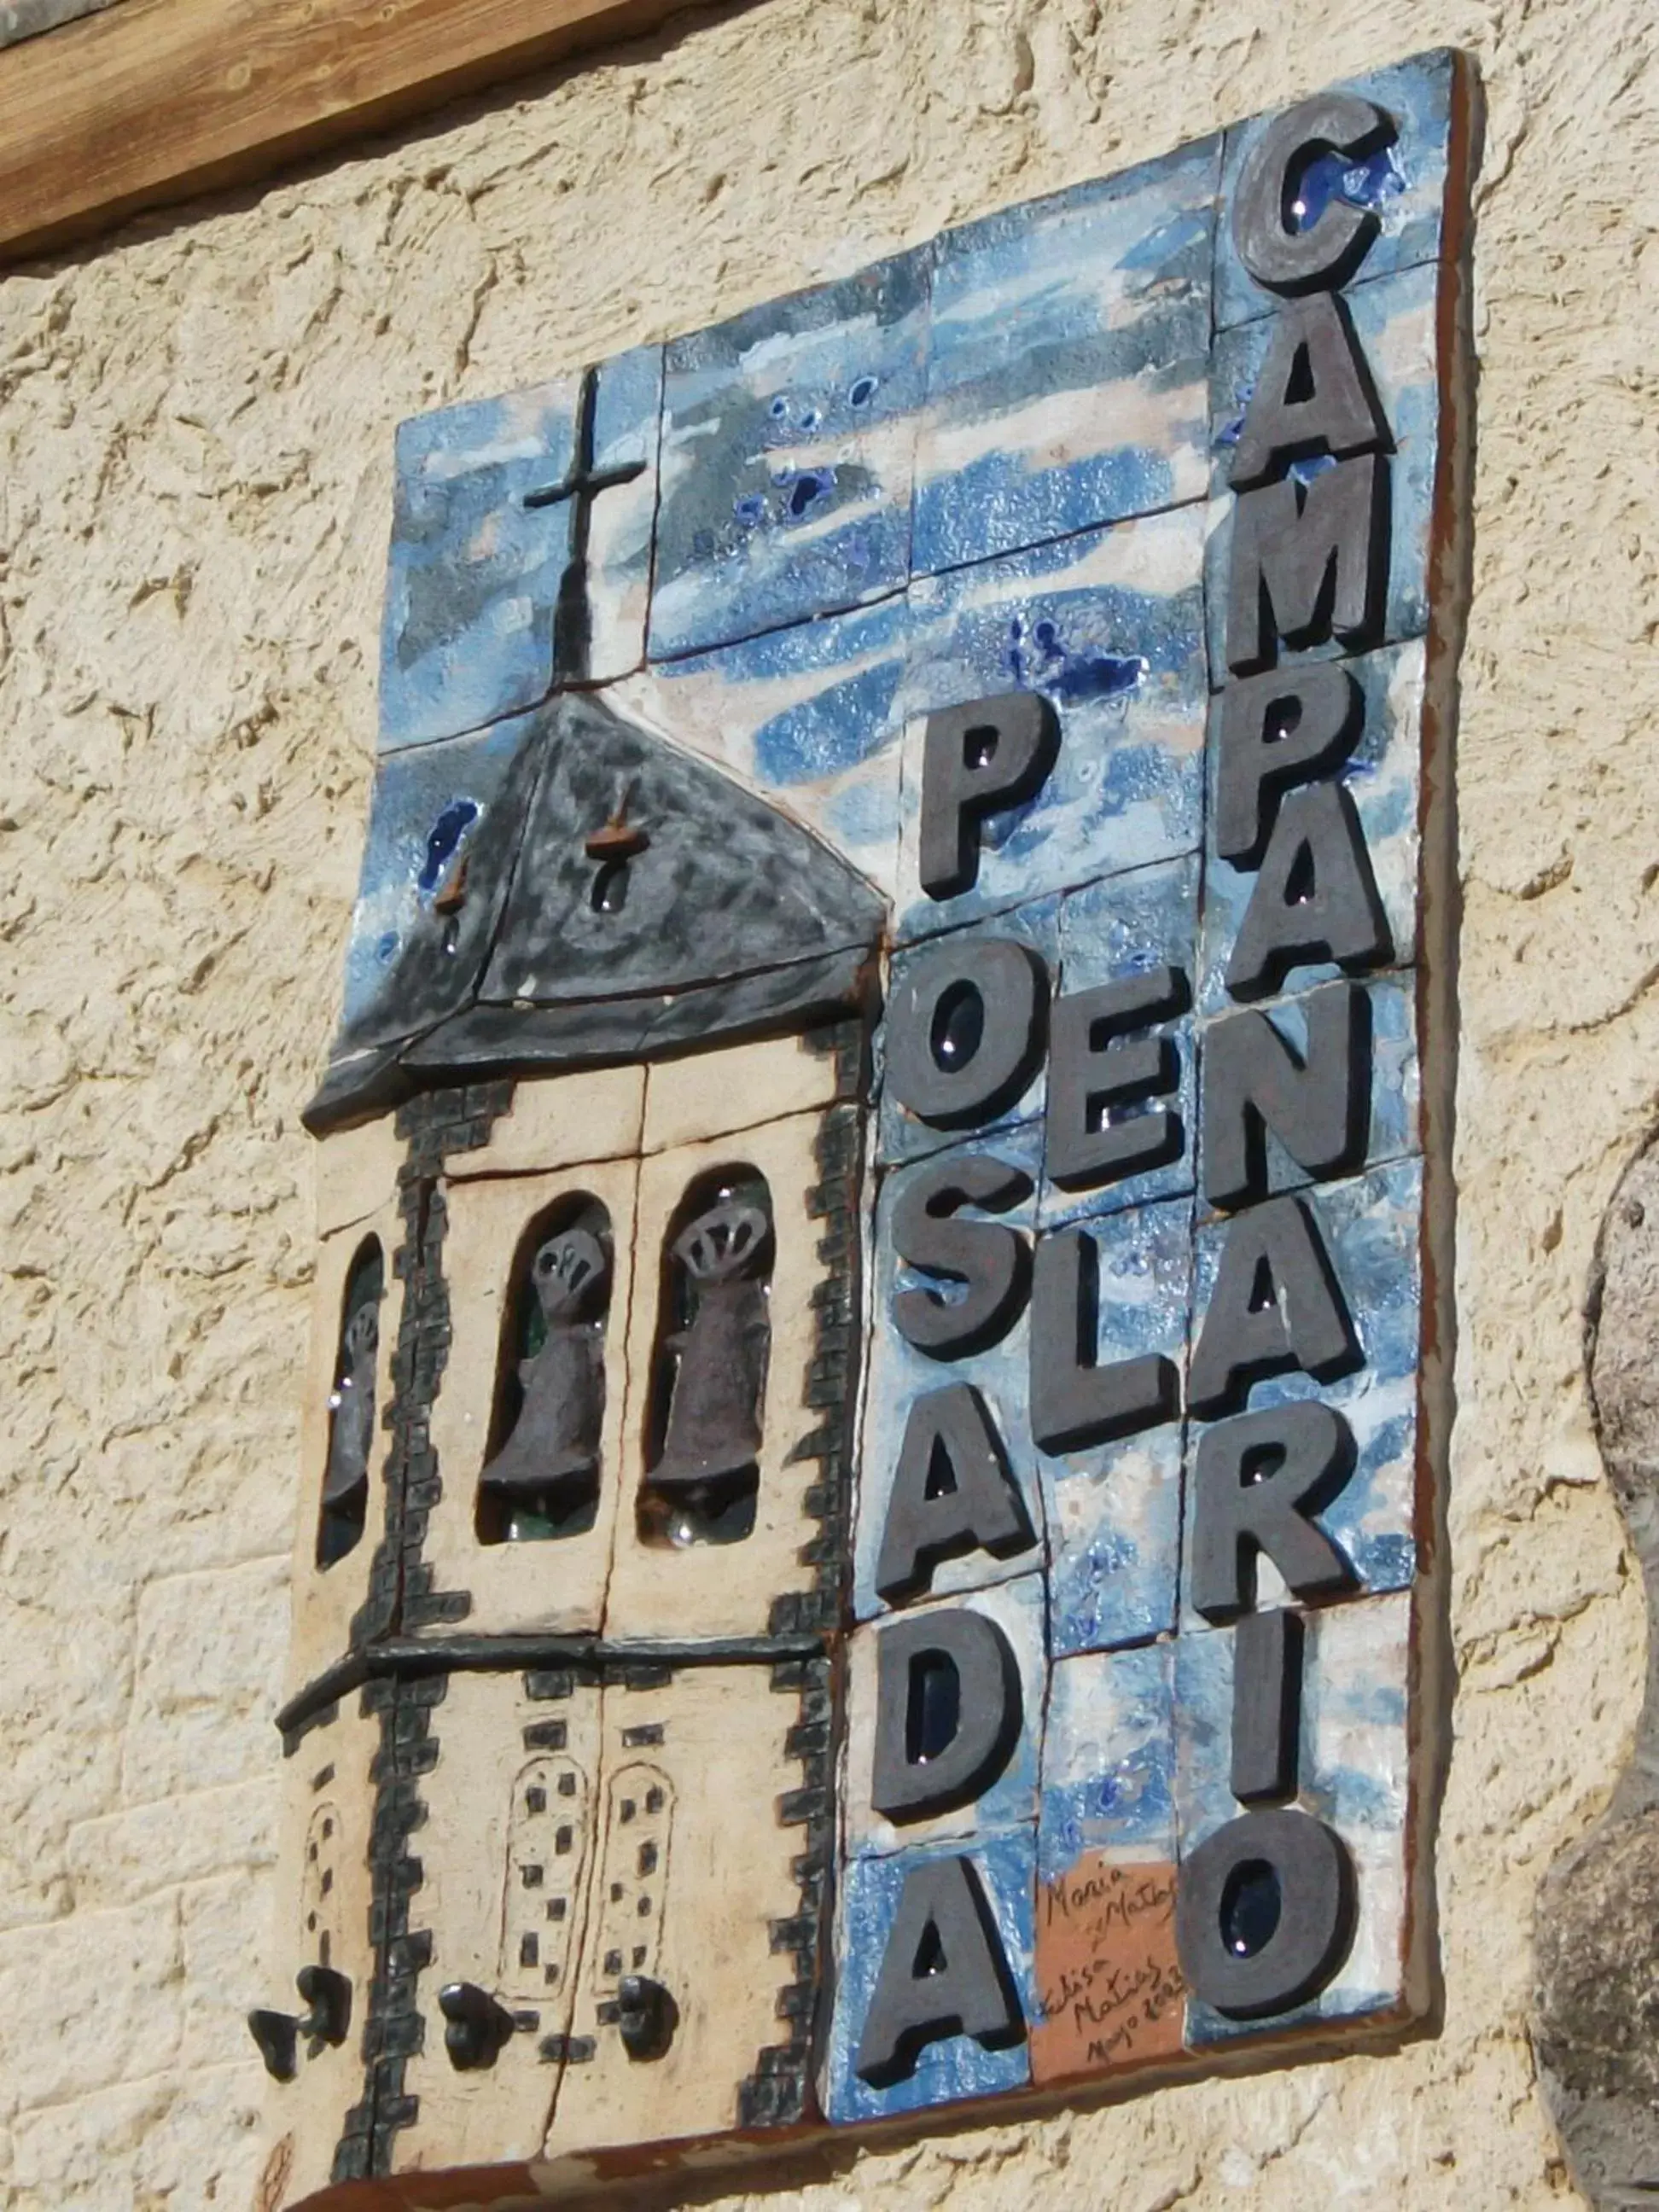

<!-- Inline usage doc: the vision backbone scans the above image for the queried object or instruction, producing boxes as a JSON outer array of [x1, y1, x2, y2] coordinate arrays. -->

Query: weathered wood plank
[[0, 0, 707, 265]]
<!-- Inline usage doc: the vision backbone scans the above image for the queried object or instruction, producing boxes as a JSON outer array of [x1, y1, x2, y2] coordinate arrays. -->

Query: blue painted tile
[[1196, 973, 1419, 1218], [379, 349, 661, 751], [1182, 1156, 1423, 1622], [1043, 855, 1201, 1226], [1038, 1193, 1190, 1658], [337, 710, 544, 1053], [1196, 637, 1425, 1019], [612, 592, 910, 901], [876, 899, 1060, 1167], [1213, 49, 1458, 331], [853, 1129, 1046, 1622], [915, 137, 1219, 576], [845, 1570, 1049, 1860], [824, 1827, 1039, 2124], [649, 253, 928, 661], [894, 505, 1208, 943], [1039, 1644, 1176, 1883], [1204, 260, 1441, 680], [1173, 1589, 1412, 2040]]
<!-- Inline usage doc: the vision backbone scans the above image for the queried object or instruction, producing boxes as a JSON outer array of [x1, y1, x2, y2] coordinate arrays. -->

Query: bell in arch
[[479, 1207, 612, 1543], [317, 1240, 383, 1569], [641, 1177, 773, 1547]]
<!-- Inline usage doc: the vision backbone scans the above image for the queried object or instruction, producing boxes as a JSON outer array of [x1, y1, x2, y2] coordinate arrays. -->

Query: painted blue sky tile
[[1205, 263, 1441, 680], [649, 253, 928, 660], [1043, 855, 1201, 1225], [1038, 1191, 1190, 1658], [914, 135, 1219, 576], [378, 349, 661, 751], [1039, 1644, 1176, 1883], [1196, 637, 1425, 1020], [894, 505, 1208, 942], [1213, 49, 1457, 331], [854, 1127, 1046, 1621], [338, 709, 542, 1052], [876, 899, 1059, 1167], [1196, 973, 1419, 1218], [845, 1571, 1049, 1859], [611, 592, 909, 900], [824, 1828, 1038, 2125], [1183, 1156, 1423, 1622], [1175, 1591, 1412, 2042]]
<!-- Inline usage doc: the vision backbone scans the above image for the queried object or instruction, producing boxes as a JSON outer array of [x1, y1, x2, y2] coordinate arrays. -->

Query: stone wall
[[1, 0, 1656, 2204]]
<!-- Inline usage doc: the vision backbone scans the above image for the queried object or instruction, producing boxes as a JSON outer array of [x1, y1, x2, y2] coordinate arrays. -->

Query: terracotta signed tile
[[1030, 1853, 1185, 2086]]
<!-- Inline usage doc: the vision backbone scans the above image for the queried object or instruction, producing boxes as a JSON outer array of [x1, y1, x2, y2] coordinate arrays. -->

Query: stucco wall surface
[[0, 0, 1654, 2203]]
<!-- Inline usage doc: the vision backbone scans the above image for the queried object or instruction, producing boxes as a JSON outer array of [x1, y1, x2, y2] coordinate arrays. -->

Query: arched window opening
[[477, 1196, 614, 1544], [316, 1237, 383, 1570], [638, 1168, 773, 1549]]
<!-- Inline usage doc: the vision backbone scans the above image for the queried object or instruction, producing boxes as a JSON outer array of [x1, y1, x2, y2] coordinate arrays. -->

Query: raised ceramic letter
[[1231, 91, 1396, 295], [854, 1854, 1025, 2087], [919, 693, 1060, 900]]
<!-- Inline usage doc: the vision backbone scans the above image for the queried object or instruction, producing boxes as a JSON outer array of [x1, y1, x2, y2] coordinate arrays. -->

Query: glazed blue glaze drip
[[1289, 142, 1406, 231], [416, 797, 480, 894], [1005, 614, 1145, 703]]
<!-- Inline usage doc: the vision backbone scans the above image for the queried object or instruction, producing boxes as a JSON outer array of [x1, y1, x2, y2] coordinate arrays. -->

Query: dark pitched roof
[[306, 689, 885, 1132]]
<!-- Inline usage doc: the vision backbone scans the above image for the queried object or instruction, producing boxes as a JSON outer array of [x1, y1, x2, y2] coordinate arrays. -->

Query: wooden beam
[[0, 0, 713, 265]]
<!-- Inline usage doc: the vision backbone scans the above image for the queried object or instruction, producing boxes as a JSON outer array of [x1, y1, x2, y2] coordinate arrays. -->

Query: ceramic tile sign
[[264, 49, 1469, 2205]]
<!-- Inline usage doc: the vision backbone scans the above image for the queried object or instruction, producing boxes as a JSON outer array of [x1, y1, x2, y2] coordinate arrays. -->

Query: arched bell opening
[[637, 1166, 774, 1550], [316, 1237, 384, 1570], [476, 1195, 614, 1545]]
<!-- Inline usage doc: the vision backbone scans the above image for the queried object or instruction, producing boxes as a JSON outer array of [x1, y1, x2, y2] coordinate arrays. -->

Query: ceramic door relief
[[254, 48, 1471, 2206]]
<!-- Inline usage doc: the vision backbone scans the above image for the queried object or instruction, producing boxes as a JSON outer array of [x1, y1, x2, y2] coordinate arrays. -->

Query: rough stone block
[[0, 1899, 183, 2120], [64, 1777, 280, 1911], [125, 1556, 289, 1802]]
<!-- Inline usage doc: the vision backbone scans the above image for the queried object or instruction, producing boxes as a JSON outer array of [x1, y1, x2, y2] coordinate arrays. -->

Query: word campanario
[[854, 91, 1414, 2087]]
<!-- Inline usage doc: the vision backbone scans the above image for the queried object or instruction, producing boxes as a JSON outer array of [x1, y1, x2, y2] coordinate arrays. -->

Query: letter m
[[1225, 453, 1388, 676]]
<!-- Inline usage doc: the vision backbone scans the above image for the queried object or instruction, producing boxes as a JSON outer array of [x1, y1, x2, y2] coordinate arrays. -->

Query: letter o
[[885, 938, 1047, 1129], [1174, 1806, 1354, 2018]]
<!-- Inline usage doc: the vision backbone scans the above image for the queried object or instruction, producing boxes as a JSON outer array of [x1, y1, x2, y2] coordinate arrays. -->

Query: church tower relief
[[253, 48, 1471, 2210]]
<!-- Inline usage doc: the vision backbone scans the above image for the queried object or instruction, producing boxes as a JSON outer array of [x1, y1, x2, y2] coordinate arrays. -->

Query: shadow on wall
[[1535, 1132, 1659, 2204]]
